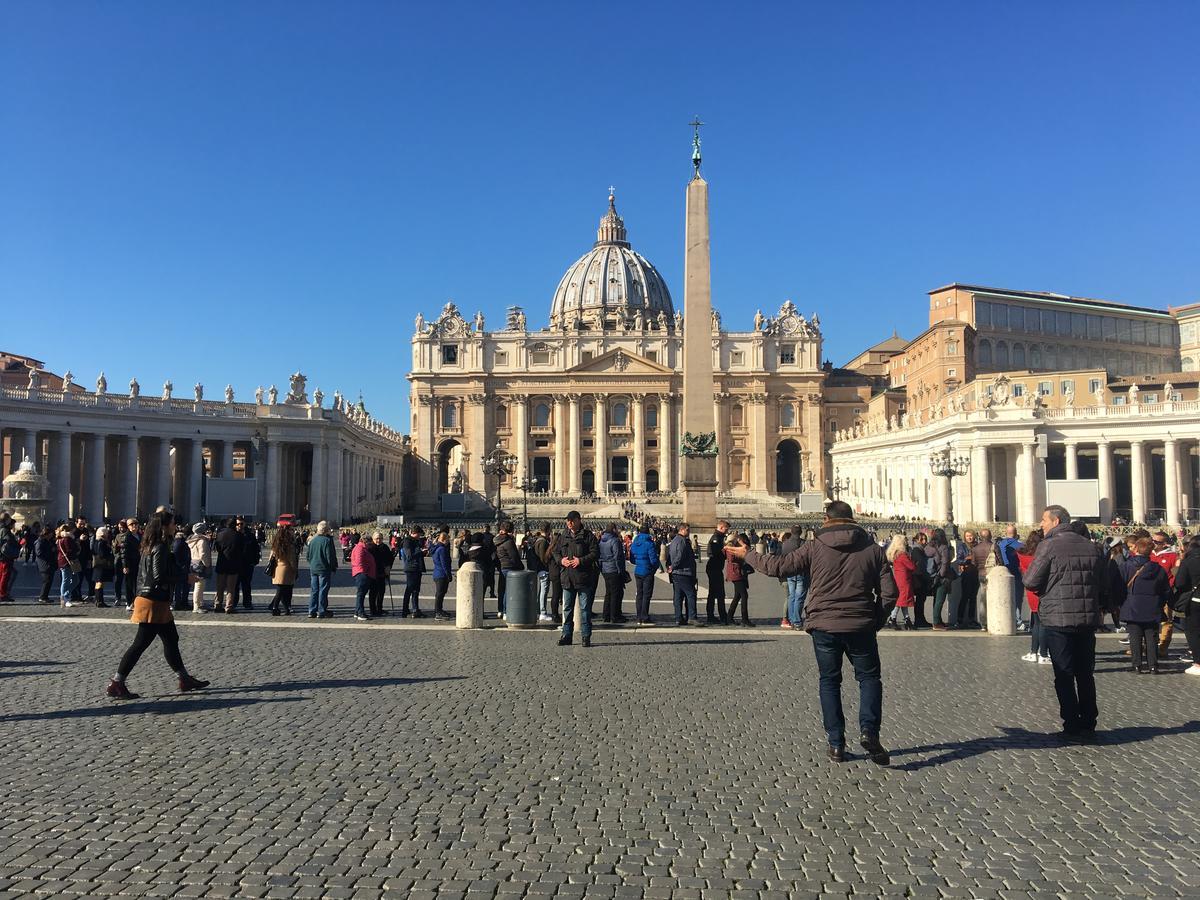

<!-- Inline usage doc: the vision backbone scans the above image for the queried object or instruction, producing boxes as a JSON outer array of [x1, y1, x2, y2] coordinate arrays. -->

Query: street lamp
[[480, 440, 518, 525], [928, 445, 970, 528], [514, 474, 538, 533], [830, 476, 850, 500]]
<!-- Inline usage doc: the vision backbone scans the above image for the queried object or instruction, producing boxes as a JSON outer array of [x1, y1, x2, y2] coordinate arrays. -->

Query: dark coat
[[34, 537, 57, 574], [552, 527, 598, 590], [705, 531, 726, 575], [745, 521, 897, 633], [1118, 555, 1169, 623], [1172, 547, 1200, 612], [367, 542, 396, 579], [1022, 523, 1106, 630], [401, 536, 426, 574], [666, 535, 696, 577], [115, 530, 140, 570], [477, 532, 496, 570], [135, 543, 175, 602], [431, 542, 451, 580], [214, 527, 241, 575], [598, 532, 625, 575], [494, 533, 524, 572]]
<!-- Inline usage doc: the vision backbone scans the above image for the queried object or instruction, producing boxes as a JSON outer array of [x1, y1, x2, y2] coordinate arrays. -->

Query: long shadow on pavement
[[0, 695, 306, 723], [588, 638, 774, 648], [890, 721, 1200, 771], [204, 675, 468, 693]]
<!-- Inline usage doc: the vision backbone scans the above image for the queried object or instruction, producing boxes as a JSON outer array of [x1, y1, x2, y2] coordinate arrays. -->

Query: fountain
[[1, 453, 49, 528]]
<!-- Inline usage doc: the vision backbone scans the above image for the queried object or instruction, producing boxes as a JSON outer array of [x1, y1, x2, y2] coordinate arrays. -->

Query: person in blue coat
[[598, 524, 628, 624], [628, 525, 661, 624], [430, 531, 453, 620]]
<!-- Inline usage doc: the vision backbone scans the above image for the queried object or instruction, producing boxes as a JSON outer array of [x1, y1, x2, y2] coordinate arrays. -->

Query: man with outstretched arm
[[726, 501, 897, 765]]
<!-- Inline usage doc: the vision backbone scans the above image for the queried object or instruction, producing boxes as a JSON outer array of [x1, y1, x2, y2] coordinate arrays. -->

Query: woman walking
[[1016, 530, 1049, 663], [724, 534, 754, 626], [431, 531, 452, 619], [1119, 536, 1170, 674], [55, 524, 80, 607], [92, 526, 116, 608], [887, 534, 916, 629], [929, 529, 956, 630], [106, 510, 209, 699], [267, 525, 300, 616], [186, 524, 213, 612]]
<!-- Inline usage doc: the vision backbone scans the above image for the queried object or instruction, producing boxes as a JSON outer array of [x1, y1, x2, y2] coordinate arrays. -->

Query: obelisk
[[680, 120, 718, 531]]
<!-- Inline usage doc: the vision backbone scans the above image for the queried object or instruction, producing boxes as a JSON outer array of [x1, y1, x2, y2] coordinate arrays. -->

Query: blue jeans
[[308, 573, 331, 616], [537, 571, 550, 616], [561, 586, 592, 640], [810, 629, 883, 746], [672, 574, 698, 622], [353, 573, 371, 616], [59, 566, 77, 603], [787, 574, 808, 626]]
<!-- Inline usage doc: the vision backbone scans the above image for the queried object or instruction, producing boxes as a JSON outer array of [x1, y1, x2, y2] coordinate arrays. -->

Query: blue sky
[[3, 1, 1199, 427]]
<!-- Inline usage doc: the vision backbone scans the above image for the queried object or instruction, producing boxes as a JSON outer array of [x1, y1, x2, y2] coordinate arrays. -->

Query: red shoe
[[780, 618, 793, 629], [106, 680, 139, 700], [178, 674, 210, 692]]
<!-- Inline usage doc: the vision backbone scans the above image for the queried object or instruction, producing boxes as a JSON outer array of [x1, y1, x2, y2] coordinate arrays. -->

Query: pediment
[[566, 349, 674, 375]]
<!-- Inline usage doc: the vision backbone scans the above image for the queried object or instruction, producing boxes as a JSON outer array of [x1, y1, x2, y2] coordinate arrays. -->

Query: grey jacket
[[1022, 523, 1106, 630]]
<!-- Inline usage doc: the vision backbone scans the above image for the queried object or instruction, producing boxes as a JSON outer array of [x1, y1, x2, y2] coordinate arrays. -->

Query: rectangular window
[[647, 439, 658, 448], [1117, 318, 1132, 343], [1038, 381, 1052, 396], [829, 421, 838, 432], [779, 345, 796, 365], [1148, 322, 1162, 346], [646, 350, 658, 363], [1042, 309, 1056, 334], [1112, 395, 1126, 406], [1087, 315, 1101, 340], [1088, 378, 1102, 393], [494, 351, 508, 366], [441, 345, 459, 365], [1102, 316, 1117, 340], [1170, 391, 1183, 402], [582, 439, 594, 448], [975, 300, 991, 328], [1009, 307, 1023, 332], [1143, 393, 1158, 403], [580, 350, 594, 362], [535, 440, 549, 449], [1132, 320, 1146, 344], [730, 350, 745, 366], [948, 368, 957, 377], [531, 350, 551, 365], [1057, 311, 1071, 336], [1012, 384, 1025, 397], [1071, 313, 1086, 337], [852, 407, 863, 415], [1060, 379, 1074, 395], [993, 304, 1008, 329]]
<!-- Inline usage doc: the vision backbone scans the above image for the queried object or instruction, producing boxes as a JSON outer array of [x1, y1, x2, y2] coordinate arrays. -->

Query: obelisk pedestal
[[680, 169, 718, 533]]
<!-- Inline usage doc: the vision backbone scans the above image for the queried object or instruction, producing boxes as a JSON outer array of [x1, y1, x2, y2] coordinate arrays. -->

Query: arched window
[[1012, 343, 1026, 369], [582, 406, 594, 429], [995, 340, 1010, 369], [1031, 345, 1043, 369], [731, 403, 745, 427], [1183, 356, 1195, 372], [645, 404, 658, 428], [781, 403, 795, 427], [612, 402, 628, 427], [441, 404, 457, 429], [534, 403, 551, 427], [978, 339, 993, 368], [496, 404, 508, 428], [646, 469, 660, 492]]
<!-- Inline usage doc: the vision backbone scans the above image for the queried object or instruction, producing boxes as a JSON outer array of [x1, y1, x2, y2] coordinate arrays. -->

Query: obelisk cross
[[689, 117, 704, 175]]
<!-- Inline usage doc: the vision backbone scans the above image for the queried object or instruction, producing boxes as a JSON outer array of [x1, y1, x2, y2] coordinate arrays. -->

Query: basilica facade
[[407, 193, 827, 512]]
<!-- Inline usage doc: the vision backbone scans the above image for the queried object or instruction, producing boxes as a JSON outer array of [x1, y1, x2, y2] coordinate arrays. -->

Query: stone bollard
[[986, 566, 1017, 636], [456, 561, 485, 629]]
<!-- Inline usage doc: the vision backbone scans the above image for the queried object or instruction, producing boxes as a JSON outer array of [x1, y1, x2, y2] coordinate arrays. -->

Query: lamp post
[[928, 445, 970, 529], [830, 476, 850, 500], [514, 475, 537, 533], [480, 440, 518, 525]]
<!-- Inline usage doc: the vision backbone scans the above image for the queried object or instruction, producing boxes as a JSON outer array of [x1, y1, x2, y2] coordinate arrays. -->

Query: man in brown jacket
[[727, 501, 897, 764]]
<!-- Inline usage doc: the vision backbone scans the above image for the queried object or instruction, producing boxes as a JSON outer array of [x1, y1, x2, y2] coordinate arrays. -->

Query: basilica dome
[[548, 192, 675, 330]]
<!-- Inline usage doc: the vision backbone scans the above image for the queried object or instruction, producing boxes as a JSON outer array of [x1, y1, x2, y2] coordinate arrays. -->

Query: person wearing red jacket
[[886, 535, 916, 629], [1150, 530, 1180, 657], [724, 535, 754, 627], [1016, 529, 1049, 663], [350, 537, 377, 622]]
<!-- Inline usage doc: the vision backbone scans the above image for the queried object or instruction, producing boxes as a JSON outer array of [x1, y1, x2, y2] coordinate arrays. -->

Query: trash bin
[[504, 570, 538, 628]]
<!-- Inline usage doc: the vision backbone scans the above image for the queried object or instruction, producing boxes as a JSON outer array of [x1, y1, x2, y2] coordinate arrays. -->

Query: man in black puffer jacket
[[1170, 536, 1200, 674], [1023, 506, 1109, 742]]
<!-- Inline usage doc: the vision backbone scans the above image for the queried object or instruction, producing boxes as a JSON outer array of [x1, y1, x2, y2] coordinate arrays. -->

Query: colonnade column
[[594, 394, 607, 494], [1064, 442, 1079, 481], [658, 394, 673, 493], [116, 435, 138, 519], [48, 431, 72, 521], [553, 396, 568, 493], [1017, 442, 1038, 524], [749, 395, 768, 493], [1129, 440, 1146, 524], [1096, 441, 1113, 525], [220, 440, 234, 479], [631, 394, 645, 495], [264, 441, 280, 524], [21, 431, 38, 470], [970, 444, 991, 523], [568, 397, 581, 494], [1164, 438, 1180, 529], [327, 443, 343, 525], [714, 396, 726, 493], [86, 434, 106, 521], [310, 441, 325, 523], [512, 395, 528, 482], [188, 439, 204, 522], [156, 438, 173, 509]]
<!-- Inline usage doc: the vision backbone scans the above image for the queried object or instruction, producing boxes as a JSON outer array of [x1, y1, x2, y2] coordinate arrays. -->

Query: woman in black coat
[[1171, 536, 1200, 676], [33, 527, 57, 604], [1119, 537, 1171, 673]]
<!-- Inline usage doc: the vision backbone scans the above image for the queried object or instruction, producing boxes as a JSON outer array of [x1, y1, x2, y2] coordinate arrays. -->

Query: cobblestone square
[[1, 563, 1198, 900]]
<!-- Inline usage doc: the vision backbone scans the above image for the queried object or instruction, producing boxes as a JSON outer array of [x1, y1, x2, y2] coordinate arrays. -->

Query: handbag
[[266, 555, 278, 578], [68, 559, 82, 574], [622, 569, 631, 584]]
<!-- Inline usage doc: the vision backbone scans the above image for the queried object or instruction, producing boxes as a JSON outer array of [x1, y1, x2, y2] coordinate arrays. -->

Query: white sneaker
[[1021, 652, 1037, 662], [1038, 655, 1053, 665], [537, 614, 553, 623], [1117, 625, 1127, 634], [63, 600, 73, 608], [1185, 664, 1200, 676], [1119, 637, 1130, 645]]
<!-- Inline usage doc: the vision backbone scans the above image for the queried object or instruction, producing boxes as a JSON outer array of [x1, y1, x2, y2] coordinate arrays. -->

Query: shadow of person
[[890, 721, 1200, 771], [203, 675, 468, 694], [0, 695, 305, 724], [590, 638, 775, 648], [0, 660, 74, 667]]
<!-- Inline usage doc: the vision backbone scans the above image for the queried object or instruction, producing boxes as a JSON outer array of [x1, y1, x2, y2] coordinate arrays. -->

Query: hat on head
[[193, 523, 209, 535]]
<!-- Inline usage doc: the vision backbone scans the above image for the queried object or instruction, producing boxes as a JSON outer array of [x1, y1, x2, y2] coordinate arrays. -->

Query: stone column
[[1003, 446, 1019, 523], [749, 395, 768, 493], [658, 394, 673, 492], [631, 394, 645, 494], [21, 431, 38, 470], [115, 435, 138, 519], [1018, 442, 1038, 524], [265, 441, 280, 524], [713, 395, 727, 493], [188, 439, 204, 522], [553, 396, 568, 493], [1096, 441, 1113, 524], [468, 394, 488, 493], [970, 444, 991, 523], [86, 434, 106, 521], [48, 430, 72, 521], [156, 438, 172, 509], [310, 441, 325, 523], [326, 442, 343, 524], [512, 395, 528, 481], [1064, 442, 1079, 481], [1165, 438, 1180, 529], [1130, 440, 1146, 524], [221, 440, 234, 479], [568, 396, 581, 495], [594, 394, 607, 494]]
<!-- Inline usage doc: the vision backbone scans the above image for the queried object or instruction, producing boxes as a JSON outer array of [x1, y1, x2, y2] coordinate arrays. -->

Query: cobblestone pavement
[[1, 562, 1198, 899]]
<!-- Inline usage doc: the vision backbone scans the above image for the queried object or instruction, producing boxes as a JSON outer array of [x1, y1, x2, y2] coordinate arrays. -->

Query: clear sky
[[3, 1, 1199, 428]]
